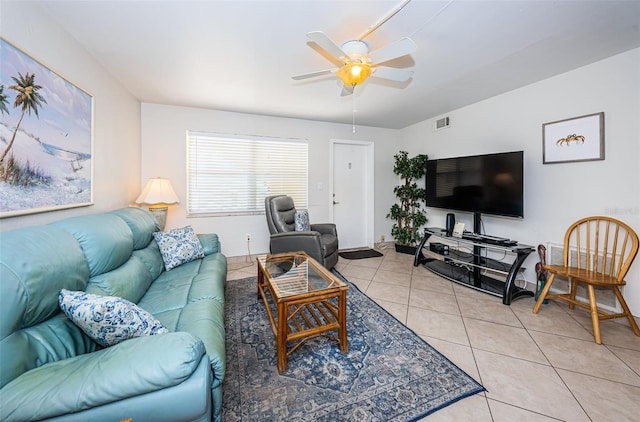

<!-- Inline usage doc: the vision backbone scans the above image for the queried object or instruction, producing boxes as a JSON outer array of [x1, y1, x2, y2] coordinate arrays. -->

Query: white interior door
[[331, 140, 374, 249]]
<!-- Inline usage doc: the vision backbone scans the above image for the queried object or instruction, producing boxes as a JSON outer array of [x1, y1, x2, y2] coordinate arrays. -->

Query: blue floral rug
[[222, 272, 485, 421]]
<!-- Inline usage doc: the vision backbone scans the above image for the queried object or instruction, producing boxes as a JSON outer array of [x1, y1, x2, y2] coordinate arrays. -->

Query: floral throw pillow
[[152, 225, 205, 271], [295, 210, 310, 231], [59, 289, 168, 347]]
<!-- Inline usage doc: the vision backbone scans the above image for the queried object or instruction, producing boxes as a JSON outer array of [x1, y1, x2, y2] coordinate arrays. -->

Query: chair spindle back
[[563, 216, 638, 281]]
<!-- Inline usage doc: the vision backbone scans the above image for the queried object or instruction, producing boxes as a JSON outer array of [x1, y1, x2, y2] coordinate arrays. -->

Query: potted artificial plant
[[386, 151, 429, 254]]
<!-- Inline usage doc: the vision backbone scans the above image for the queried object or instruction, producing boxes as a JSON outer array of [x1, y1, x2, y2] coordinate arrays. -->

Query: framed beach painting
[[542, 112, 604, 164], [0, 37, 93, 218]]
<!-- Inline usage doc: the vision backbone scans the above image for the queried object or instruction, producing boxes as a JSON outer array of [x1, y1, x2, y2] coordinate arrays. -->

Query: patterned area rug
[[222, 272, 485, 421]]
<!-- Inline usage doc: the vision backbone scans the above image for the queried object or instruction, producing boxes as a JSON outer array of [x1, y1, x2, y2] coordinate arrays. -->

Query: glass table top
[[257, 252, 345, 298]]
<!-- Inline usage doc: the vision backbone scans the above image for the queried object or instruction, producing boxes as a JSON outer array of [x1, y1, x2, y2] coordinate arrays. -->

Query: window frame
[[186, 131, 308, 217]]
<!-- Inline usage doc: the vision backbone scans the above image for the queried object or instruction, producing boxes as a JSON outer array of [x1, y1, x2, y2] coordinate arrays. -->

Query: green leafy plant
[[386, 151, 429, 247]]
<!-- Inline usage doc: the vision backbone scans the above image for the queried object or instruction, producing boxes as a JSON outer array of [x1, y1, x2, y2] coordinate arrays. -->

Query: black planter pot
[[395, 244, 417, 255]]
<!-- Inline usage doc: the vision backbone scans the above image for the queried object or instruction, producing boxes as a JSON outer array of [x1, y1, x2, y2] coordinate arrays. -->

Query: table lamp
[[135, 177, 179, 231]]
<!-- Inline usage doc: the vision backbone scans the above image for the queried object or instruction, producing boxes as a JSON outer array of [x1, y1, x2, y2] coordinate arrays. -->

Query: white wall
[[141, 103, 400, 258], [5, 2, 637, 315], [401, 48, 640, 315], [0, 2, 141, 232]]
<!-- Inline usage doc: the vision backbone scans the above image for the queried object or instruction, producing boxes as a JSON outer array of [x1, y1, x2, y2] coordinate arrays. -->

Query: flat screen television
[[425, 151, 524, 219]]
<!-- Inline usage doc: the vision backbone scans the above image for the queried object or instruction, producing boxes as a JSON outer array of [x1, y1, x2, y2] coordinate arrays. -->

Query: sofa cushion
[[138, 253, 226, 320], [0, 313, 99, 390], [86, 256, 153, 303], [110, 207, 159, 250], [0, 226, 89, 338], [50, 214, 134, 277], [188, 254, 227, 305], [198, 233, 221, 255], [132, 241, 166, 281], [138, 260, 201, 318], [0, 332, 206, 421], [176, 299, 226, 387], [153, 226, 205, 271], [59, 290, 168, 347]]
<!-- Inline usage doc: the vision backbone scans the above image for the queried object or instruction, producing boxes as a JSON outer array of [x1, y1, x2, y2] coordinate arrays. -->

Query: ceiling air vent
[[433, 116, 450, 131]]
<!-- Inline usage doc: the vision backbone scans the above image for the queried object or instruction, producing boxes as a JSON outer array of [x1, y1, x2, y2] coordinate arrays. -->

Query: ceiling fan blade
[[307, 31, 347, 60], [368, 37, 417, 65], [357, 0, 411, 41], [372, 67, 414, 82], [340, 84, 354, 97], [291, 68, 336, 80]]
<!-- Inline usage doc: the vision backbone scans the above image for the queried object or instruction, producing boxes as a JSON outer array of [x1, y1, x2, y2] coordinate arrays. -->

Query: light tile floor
[[226, 246, 640, 421]]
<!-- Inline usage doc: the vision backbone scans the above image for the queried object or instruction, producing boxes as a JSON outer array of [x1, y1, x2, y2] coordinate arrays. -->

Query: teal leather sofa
[[0, 207, 227, 421]]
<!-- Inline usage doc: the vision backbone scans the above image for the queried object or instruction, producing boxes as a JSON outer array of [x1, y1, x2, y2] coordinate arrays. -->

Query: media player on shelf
[[429, 242, 449, 255]]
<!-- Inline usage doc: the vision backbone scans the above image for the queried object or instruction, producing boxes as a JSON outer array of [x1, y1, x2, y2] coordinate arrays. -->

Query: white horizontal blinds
[[187, 131, 308, 216]]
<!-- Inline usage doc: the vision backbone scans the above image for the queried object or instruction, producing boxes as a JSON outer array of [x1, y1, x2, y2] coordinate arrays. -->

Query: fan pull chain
[[352, 87, 357, 133]]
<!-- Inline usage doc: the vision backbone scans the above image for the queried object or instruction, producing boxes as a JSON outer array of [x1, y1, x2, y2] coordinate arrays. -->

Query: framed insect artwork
[[542, 112, 604, 164]]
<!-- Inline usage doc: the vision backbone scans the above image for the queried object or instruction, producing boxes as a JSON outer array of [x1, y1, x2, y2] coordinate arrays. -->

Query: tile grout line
[[227, 252, 640, 420]]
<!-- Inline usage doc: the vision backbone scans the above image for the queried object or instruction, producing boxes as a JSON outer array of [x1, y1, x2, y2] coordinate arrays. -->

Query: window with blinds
[[187, 131, 308, 216]]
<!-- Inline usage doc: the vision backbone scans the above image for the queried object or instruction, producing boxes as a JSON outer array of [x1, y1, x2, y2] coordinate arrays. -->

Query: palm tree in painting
[[0, 85, 9, 115], [0, 72, 47, 163]]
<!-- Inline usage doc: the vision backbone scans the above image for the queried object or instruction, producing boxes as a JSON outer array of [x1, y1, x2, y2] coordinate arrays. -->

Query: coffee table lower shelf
[[256, 253, 348, 373]]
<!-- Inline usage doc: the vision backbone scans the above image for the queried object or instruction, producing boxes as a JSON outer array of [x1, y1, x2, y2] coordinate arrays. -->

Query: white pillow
[[152, 225, 205, 271], [59, 289, 168, 347]]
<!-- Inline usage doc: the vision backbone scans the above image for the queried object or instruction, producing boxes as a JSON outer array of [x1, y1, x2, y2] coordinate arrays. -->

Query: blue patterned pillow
[[295, 210, 310, 231], [58, 289, 168, 347], [152, 225, 205, 271]]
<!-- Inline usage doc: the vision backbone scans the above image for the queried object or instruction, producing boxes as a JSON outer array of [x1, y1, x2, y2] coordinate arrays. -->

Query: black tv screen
[[425, 151, 524, 218]]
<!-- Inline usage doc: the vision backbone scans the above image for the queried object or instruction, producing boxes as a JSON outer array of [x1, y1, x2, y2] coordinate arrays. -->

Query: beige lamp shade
[[136, 177, 180, 206], [136, 177, 179, 231]]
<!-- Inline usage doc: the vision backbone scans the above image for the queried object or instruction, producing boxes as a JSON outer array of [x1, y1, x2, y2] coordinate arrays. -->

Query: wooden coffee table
[[257, 252, 348, 373]]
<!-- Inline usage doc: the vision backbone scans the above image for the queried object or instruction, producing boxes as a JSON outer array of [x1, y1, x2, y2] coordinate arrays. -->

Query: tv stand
[[413, 227, 535, 305]]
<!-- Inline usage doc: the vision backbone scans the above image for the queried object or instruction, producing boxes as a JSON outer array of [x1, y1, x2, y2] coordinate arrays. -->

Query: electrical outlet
[[380, 235, 385, 243], [246, 233, 251, 241]]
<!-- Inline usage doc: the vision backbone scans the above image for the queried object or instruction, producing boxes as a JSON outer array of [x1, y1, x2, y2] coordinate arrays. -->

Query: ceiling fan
[[291, 1, 417, 96]]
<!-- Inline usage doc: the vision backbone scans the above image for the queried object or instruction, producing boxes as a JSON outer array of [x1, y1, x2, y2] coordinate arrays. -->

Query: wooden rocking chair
[[533, 216, 640, 344]]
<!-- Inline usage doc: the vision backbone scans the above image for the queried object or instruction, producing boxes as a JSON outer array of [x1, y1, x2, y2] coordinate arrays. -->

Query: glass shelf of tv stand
[[413, 227, 535, 305], [424, 228, 533, 252]]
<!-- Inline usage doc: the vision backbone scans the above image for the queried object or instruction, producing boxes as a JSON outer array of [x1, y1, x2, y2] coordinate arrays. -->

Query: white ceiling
[[39, 0, 640, 129]]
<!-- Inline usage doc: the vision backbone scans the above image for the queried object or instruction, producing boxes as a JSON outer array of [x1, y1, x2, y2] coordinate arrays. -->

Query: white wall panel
[[0, 2, 141, 232], [401, 48, 640, 314]]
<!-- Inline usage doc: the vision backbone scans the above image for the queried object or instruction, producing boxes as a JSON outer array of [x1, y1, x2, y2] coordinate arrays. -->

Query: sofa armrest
[[46, 358, 212, 422], [269, 231, 324, 263], [0, 332, 207, 421], [198, 233, 220, 255], [310, 223, 337, 237], [270, 231, 322, 248]]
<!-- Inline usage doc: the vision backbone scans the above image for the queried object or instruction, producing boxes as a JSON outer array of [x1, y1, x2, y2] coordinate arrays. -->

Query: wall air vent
[[433, 116, 450, 131]]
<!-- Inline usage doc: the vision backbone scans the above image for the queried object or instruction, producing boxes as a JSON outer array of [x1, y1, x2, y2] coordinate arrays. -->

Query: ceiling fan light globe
[[337, 63, 371, 86]]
